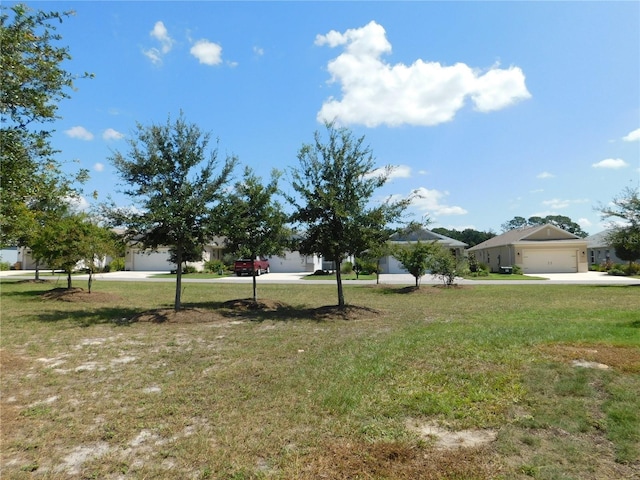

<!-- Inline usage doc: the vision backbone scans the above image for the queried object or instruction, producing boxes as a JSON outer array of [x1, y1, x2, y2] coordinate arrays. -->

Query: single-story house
[[124, 237, 227, 272], [268, 252, 322, 273], [379, 227, 468, 274], [125, 237, 323, 273], [585, 230, 626, 266], [468, 223, 588, 274]]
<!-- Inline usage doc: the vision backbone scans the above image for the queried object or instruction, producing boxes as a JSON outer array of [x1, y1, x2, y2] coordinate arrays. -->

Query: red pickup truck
[[234, 257, 270, 276]]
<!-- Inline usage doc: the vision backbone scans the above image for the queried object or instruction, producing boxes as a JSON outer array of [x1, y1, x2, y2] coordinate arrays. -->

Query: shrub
[[354, 258, 377, 276], [183, 265, 198, 274], [204, 259, 226, 274], [0, 261, 11, 271], [108, 257, 125, 272], [512, 265, 522, 275], [623, 262, 640, 276], [467, 252, 479, 273], [341, 261, 353, 274], [312, 269, 331, 276], [608, 267, 626, 276], [469, 269, 490, 277]]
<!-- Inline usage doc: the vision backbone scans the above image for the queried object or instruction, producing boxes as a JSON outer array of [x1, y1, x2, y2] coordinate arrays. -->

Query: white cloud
[[541, 198, 589, 210], [93, 163, 104, 172], [143, 21, 174, 65], [102, 128, 124, 141], [410, 187, 468, 216], [315, 21, 531, 127], [537, 171, 555, 179], [190, 39, 223, 66], [253, 46, 264, 56], [578, 217, 593, 228], [622, 128, 640, 142], [65, 195, 90, 212], [150, 21, 174, 53], [592, 158, 629, 169], [65, 126, 94, 141], [366, 164, 412, 180]]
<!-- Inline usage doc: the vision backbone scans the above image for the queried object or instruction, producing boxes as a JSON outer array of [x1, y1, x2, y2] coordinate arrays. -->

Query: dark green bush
[[0, 261, 11, 271], [204, 259, 226, 274], [608, 267, 626, 276]]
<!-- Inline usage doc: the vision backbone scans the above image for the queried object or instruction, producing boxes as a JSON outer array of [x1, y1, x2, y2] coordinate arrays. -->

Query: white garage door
[[522, 249, 577, 273], [131, 250, 174, 271]]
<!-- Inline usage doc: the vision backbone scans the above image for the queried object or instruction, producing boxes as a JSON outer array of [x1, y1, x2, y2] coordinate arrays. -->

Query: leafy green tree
[[215, 167, 290, 302], [501, 215, 588, 237], [600, 187, 640, 266], [428, 245, 460, 287], [392, 241, 437, 287], [500, 216, 528, 232], [30, 212, 115, 291], [288, 122, 411, 307], [432, 227, 495, 247], [107, 113, 237, 310], [1, 4, 90, 246]]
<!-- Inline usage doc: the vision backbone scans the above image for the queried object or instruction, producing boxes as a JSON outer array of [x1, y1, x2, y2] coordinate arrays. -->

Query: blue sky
[[23, 1, 640, 234]]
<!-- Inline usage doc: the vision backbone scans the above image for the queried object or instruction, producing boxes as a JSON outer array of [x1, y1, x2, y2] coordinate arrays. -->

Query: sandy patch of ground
[[407, 420, 498, 450], [538, 343, 640, 373]]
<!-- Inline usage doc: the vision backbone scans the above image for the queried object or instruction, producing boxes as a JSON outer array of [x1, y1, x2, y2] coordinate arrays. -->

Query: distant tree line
[[431, 228, 496, 248]]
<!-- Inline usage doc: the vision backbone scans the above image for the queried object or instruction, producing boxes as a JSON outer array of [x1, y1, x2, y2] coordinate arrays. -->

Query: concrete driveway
[[2, 270, 640, 285]]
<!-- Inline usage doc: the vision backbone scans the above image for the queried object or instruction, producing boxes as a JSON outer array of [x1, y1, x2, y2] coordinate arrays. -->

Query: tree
[[599, 187, 640, 266], [107, 113, 237, 310], [215, 167, 290, 302], [1, 4, 90, 246], [501, 215, 588, 237], [392, 241, 437, 287], [428, 244, 460, 287], [30, 212, 115, 291], [431, 227, 496, 247], [288, 122, 411, 307]]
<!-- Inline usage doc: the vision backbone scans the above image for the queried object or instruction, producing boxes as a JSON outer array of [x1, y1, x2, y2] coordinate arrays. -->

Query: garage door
[[131, 250, 174, 271], [522, 249, 577, 273]]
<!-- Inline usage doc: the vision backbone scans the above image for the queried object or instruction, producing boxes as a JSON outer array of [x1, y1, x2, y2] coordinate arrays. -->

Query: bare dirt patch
[[40, 287, 121, 303], [539, 343, 640, 373], [407, 420, 498, 450], [295, 440, 497, 479]]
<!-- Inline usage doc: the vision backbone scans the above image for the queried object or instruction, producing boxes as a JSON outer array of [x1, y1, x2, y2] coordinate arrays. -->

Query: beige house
[[468, 224, 588, 274], [124, 237, 226, 272]]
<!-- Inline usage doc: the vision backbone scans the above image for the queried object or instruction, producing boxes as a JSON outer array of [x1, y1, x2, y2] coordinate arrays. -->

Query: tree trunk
[[415, 275, 419, 288], [35, 261, 40, 281], [376, 259, 381, 285], [252, 258, 258, 303], [67, 271, 72, 289], [88, 270, 93, 293], [175, 247, 183, 311], [335, 258, 345, 307]]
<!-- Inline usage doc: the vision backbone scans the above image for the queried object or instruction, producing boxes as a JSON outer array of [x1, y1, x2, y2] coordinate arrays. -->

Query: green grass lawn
[[1, 278, 638, 479]]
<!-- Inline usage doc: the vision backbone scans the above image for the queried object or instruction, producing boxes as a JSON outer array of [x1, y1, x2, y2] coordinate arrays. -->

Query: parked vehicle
[[234, 257, 270, 276]]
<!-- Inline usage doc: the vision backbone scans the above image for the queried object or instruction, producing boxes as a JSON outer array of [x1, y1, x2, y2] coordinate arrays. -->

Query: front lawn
[[1, 279, 638, 479]]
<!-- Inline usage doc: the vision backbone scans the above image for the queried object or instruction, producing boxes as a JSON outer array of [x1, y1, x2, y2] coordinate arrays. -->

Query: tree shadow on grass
[[33, 306, 144, 327], [134, 299, 383, 323]]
